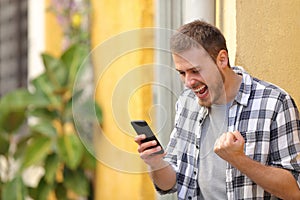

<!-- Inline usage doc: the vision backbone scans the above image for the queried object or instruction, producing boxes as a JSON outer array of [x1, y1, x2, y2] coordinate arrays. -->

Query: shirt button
[[193, 171, 197, 175], [188, 196, 192, 200], [196, 145, 199, 149]]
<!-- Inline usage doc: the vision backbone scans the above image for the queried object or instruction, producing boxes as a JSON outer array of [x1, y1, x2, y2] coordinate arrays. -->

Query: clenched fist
[[214, 131, 245, 164]]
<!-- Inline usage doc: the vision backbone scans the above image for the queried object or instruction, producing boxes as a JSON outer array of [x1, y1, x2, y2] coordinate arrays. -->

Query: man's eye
[[179, 71, 185, 76]]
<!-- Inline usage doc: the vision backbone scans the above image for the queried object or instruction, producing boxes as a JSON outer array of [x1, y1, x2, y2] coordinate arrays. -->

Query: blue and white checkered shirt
[[157, 66, 300, 200]]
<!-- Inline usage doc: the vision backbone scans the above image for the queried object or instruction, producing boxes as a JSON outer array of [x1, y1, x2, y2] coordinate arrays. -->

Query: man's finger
[[134, 134, 146, 144], [231, 131, 245, 142], [226, 132, 237, 142]]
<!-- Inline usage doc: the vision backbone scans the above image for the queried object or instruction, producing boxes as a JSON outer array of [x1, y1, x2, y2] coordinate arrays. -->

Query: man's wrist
[[148, 159, 169, 172]]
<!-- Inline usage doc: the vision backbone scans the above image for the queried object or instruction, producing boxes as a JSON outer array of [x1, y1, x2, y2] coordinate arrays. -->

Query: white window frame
[[154, 1, 216, 199]]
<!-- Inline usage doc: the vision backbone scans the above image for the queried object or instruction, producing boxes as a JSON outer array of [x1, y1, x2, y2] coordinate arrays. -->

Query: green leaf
[[57, 134, 84, 170], [0, 134, 9, 154], [14, 134, 34, 159], [31, 74, 61, 108], [61, 44, 89, 88], [30, 122, 57, 137], [0, 87, 51, 134], [80, 147, 96, 170], [0, 89, 31, 109], [28, 108, 58, 121], [2, 176, 26, 200], [29, 91, 54, 108], [0, 88, 48, 109], [34, 178, 52, 200], [95, 102, 103, 124], [64, 98, 75, 123], [0, 89, 31, 133], [55, 183, 68, 200], [21, 136, 52, 171], [42, 53, 68, 87], [63, 168, 89, 196], [44, 153, 60, 184], [73, 98, 103, 124], [0, 109, 26, 134]]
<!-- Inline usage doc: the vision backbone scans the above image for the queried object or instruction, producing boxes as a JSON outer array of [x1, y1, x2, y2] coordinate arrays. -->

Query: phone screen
[[131, 120, 164, 154]]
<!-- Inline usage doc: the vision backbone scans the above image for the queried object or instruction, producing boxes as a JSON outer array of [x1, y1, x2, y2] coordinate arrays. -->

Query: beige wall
[[235, 0, 300, 107]]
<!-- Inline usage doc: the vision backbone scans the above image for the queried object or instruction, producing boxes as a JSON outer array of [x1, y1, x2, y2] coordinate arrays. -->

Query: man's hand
[[214, 130, 245, 163], [214, 131, 300, 199], [134, 134, 176, 191], [134, 134, 167, 170]]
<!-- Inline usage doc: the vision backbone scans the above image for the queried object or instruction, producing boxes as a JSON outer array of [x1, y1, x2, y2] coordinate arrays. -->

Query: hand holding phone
[[131, 120, 164, 154]]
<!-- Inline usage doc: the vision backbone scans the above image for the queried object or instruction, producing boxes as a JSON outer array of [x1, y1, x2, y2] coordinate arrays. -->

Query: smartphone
[[131, 120, 164, 154]]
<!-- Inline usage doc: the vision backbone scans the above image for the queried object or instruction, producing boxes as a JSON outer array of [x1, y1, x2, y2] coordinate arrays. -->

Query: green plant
[[0, 43, 102, 200]]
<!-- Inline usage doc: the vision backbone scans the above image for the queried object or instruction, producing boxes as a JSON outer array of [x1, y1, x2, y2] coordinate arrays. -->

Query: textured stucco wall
[[45, 0, 156, 199], [235, 0, 300, 107], [45, 0, 63, 57], [91, 0, 156, 200]]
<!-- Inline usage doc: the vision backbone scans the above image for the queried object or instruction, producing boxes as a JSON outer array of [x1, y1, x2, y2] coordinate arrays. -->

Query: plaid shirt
[[157, 66, 300, 200]]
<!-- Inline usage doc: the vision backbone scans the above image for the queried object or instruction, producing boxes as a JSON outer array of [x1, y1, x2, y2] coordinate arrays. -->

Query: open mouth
[[193, 85, 209, 98]]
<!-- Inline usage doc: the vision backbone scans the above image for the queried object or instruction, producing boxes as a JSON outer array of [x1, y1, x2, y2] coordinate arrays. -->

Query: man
[[135, 20, 300, 199]]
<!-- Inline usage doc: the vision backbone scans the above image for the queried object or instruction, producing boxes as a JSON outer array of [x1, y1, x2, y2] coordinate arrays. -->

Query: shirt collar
[[232, 66, 252, 106]]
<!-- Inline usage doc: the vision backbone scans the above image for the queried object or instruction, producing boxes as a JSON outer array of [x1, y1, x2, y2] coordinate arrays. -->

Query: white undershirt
[[198, 103, 230, 199]]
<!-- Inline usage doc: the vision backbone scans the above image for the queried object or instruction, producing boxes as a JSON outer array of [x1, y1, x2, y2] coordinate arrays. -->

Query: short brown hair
[[170, 20, 229, 65]]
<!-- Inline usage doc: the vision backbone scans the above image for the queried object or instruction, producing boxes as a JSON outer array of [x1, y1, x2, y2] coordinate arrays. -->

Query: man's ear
[[216, 50, 229, 69]]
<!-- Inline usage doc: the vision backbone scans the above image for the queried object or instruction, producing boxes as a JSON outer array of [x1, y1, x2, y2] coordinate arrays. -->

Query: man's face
[[173, 47, 226, 107]]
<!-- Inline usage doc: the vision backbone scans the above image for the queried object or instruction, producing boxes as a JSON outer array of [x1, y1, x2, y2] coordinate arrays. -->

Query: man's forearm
[[149, 160, 177, 191], [231, 154, 300, 200]]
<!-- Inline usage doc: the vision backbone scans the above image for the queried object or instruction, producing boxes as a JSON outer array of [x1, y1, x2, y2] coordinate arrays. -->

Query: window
[[0, 0, 28, 97]]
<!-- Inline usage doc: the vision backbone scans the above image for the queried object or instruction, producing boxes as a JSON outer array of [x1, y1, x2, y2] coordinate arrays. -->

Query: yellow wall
[[235, 0, 300, 107], [91, 0, 155, 199], [45, 0, 156, 199], [44, 0, 63, 57]]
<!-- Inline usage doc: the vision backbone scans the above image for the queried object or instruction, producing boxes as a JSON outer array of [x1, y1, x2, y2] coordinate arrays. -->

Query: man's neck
[[225, 68, 242, 104]]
